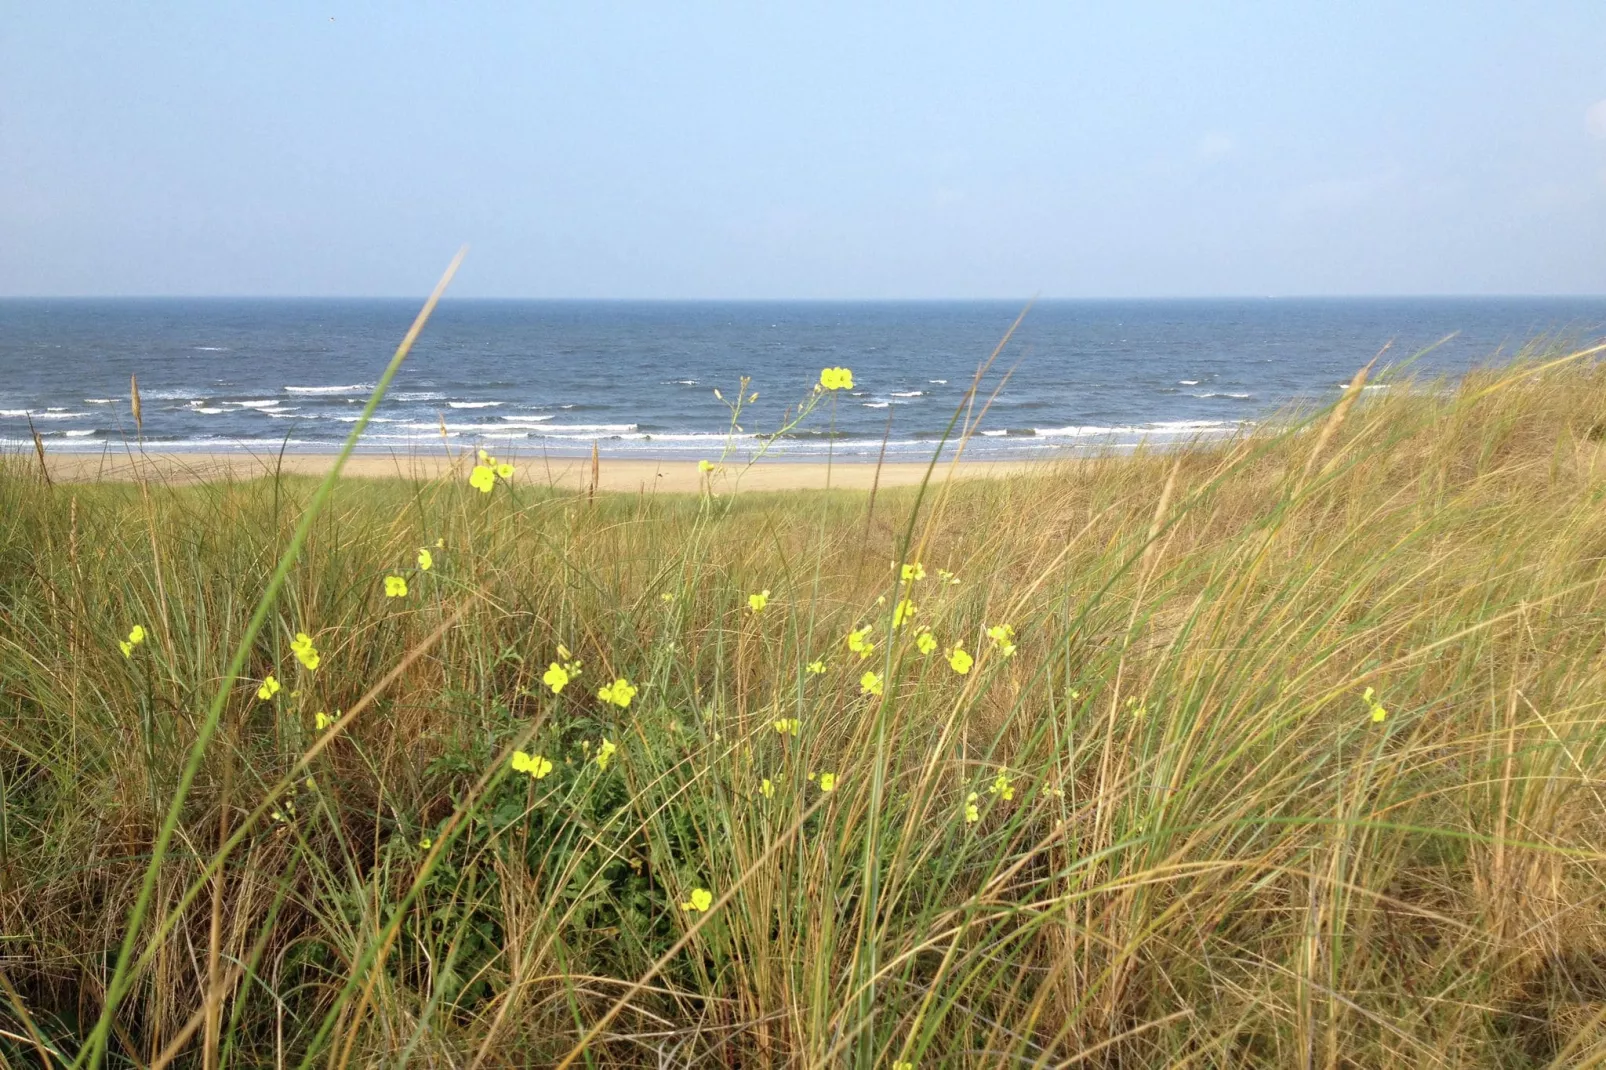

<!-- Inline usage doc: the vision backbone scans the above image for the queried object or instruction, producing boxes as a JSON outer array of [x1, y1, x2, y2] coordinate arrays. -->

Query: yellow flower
[[748, 589, 770, 613], [760, 777, 775, 798], [860, 671, 883, 697], [661, 591, 676, 602], [596, 737, 617, 771], [964, 792, 980, 823], [119, 624, 147, 658], [818, 772, 838, 792], [819, 366, 854, 391], [989, 773, 1014, 801], [847, 626, 874, 659], [384, 575, 408, 598], [680, 887, 714, 912], [495, 462, 514, 480], [773, 718, 800, 737], [806, 659, 826, 674], [435, 537, 445, 548], [418, 835, 433, 849], [986, 624, 1017, 657], [900, 561, 925, 582], [290, 632, 320, 671], [469, 464, 496, 493], [542, 662, 571, 694], [511, 750, 553, 779], [1363, 686, 1388, 723], [698, 459, 715, 472], [478, 448, 493, 464], [947, 645, 973, 675], [916, 630, 938, 656], [417, 548, 433, 571], [937, 568, 960, 586], [892, 598, 917, 628], [895, 1062, 914, 1070], [597, 678, 637, 709], [257, 675, 281, 701]]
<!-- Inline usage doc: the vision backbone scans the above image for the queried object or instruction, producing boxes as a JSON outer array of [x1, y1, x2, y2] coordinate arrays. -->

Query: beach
[[38, 449, 1041, 491]]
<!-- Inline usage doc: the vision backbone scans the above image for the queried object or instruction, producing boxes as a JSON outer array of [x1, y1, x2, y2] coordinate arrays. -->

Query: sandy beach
[[36, 449, 1041, 492]]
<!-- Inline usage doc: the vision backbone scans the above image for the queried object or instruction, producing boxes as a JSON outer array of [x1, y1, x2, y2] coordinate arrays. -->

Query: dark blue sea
[[1, 298, 1602, 459]]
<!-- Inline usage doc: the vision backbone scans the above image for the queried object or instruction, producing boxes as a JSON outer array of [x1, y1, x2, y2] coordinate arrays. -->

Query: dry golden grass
[[3, 349, 1606, 1067]]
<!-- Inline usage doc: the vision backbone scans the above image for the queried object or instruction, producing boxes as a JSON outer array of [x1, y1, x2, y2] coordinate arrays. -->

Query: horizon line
[[4, 292, 1606, 303]]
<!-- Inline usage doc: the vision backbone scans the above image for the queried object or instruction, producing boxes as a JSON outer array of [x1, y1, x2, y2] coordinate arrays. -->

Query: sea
[[1, 298, 1603, 461]]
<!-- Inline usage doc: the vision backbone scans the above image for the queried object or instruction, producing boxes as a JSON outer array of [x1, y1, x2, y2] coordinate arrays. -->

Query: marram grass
[[4, 352, 1606, 1067]]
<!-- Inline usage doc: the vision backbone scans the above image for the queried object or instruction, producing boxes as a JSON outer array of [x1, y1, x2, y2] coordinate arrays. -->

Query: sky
[[2, 3, 1605, 299]]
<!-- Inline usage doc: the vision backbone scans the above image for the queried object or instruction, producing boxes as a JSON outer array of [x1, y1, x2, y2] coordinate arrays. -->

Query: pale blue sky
[[3, 3, 1604, 297]]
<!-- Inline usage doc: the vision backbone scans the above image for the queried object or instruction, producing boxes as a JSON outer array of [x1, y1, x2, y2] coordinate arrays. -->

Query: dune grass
[[4, 346, 1606, 1067]]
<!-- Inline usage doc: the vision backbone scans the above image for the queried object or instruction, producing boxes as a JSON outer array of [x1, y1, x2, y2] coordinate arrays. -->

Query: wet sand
[[37, 449, 1042, 492]]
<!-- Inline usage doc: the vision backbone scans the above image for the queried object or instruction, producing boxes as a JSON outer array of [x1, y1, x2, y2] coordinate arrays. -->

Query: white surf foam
[[284, 384, 374, 395]]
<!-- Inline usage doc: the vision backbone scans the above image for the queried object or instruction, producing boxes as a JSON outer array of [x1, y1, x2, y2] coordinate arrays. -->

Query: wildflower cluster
[[511, 750, 553, 780], [1363, 686, 1388, 723], [290, 631, 320, 670], [118, 624, 147, 658], [543, 644, 584, 694], [987, 624, 1017, 658], [597, 677, 636, 708], [818, 367, 854, 391], [469, 448, 515, 493]]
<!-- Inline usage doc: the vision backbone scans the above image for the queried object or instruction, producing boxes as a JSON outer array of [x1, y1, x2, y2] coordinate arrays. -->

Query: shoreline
[[32, 449, 1045, 491]]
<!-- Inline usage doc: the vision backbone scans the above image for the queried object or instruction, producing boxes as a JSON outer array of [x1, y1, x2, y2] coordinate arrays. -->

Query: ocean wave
[[193, 346, 230, 351], [1031, 420, 1236, 438], [891, 390, 924, 397], [448, 401, 502, 408], [929, 379, 948, 384], [1178, 380, 1200, 386], [401, 419, 561, 433], [1189, 392, 1252, 400], [85, 398, 115, 404], [64, 429, 96, 437], [535, 423, 638, 434], [235, 400, 284, 409], [0, 409, 93, 419], [143, 388, 210, 400], [392, 391, 447, 402], [499, 414, 555, 424], [863, 401, 890, 409], [284, 384, 374, 395], [194, 407, 225, 414]]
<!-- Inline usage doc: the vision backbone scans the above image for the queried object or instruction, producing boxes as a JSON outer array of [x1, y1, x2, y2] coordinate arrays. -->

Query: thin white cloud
[[1196, 132, 1234, 163], [1588, 99, 1606, 139]]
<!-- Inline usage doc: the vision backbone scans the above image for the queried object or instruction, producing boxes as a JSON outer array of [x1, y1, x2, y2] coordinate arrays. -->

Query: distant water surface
[[1, 298, 1602, 459]]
